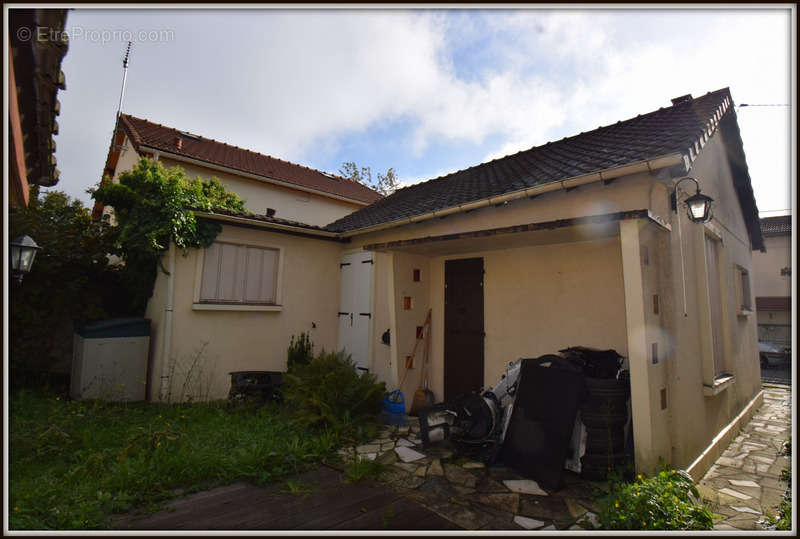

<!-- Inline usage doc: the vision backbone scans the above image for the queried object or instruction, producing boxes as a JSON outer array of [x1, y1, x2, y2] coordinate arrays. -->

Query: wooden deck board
[[115, 466, 459, 531]]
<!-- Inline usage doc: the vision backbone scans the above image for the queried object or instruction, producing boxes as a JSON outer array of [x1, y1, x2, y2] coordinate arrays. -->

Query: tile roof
[[760, 215, 792, 236], [118, 114, 383, 205], [325, 88, 744, 233], [202, 208, 332, 232]]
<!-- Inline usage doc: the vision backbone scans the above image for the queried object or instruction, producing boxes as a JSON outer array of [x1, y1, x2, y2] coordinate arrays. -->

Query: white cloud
[[53, 8, 791, 212]]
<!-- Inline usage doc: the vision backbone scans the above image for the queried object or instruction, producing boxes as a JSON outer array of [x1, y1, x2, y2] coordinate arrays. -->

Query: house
[[752, 215, 792, 348], [94, 114, 383, 226], [128, 87, 763, 480], [8, 8, 69, 207]]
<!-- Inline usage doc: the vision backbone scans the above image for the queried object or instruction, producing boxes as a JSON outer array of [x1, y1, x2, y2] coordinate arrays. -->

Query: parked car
[[759, 341, 791, 368]]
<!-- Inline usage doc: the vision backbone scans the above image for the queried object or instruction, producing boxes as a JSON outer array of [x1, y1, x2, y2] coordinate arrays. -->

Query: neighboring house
[[8, 8, 68, 207], [136, 87, 763, 481], [752, 215, 792, 347], [94, 114, 382, 226]]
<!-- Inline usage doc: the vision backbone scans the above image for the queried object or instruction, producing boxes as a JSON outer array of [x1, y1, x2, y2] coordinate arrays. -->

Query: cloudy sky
[[51, 7, 793, 214]]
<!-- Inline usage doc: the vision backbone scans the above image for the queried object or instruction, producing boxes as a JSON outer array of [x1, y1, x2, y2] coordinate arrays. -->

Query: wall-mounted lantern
[[671, 177, 714, 223], [10, 235, 41, 283]]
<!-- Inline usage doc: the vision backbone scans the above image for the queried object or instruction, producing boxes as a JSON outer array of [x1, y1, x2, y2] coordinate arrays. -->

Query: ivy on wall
[[91, 157, 247, 313]]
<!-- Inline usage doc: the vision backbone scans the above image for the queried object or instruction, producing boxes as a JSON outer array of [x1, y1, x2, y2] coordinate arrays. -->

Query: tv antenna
[[116, 41, 132, 124]]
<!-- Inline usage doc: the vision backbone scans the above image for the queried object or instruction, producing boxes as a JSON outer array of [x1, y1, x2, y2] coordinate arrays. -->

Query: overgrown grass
[[9, 390, 341, 530], [343, 457, 388, 484]]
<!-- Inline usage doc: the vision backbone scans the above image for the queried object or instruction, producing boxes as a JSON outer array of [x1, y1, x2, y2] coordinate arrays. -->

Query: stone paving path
[[332, 418, 604, 530], [341, 385, 793, 531], [696, 384, 792, 531]]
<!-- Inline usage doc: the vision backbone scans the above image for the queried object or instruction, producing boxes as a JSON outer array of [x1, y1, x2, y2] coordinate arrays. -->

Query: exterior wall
[[145, 224, 344, 401], [752, 233, 792, 344], [753, 234, 792, 298], [157, 156, 362, 227], [369, 252, 397, 389], [658, 129, 761, 474], [373, 238, 627, 413], [391, 253, 432, 405], [107, 136, 364, 227], [624, 220, 676, 471]]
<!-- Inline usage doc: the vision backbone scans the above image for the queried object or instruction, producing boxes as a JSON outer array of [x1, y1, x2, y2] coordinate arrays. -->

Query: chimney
[[174, 136, 183, 151], [671, 94, 693, 106]]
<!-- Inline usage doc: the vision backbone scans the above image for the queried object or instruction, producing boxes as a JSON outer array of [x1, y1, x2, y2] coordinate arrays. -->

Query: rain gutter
[[339, 153, 685, 238]]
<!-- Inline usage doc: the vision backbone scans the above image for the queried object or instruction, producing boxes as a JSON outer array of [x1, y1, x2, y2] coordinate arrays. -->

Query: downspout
[[158, 240, 176, 402]]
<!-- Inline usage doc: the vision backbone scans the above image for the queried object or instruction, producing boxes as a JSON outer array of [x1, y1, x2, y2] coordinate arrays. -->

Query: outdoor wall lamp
[[10, 235, 41, 283], [671, 176, 714, 223]]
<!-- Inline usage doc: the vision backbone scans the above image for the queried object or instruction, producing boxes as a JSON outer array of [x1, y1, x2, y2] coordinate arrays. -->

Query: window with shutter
[[199, 241, 279, 305]]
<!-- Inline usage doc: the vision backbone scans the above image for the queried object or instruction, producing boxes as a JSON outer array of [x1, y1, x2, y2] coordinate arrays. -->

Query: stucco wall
[[145, 224, 343, 401], [377, 238, 628, 411], [391, 253, 433, 405], [108, 138, 364, 227], [157, 156, 362, 227], [659, 128, 761, 472], [752, 234, 792, 298]]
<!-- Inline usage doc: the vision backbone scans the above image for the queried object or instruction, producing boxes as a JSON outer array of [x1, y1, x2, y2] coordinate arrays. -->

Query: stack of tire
[[561, 347, 631, 481], [579, 373, 630, 480]]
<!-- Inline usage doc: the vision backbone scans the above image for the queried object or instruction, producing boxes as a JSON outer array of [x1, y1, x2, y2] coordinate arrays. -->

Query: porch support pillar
[[620, 219, 657, 474]]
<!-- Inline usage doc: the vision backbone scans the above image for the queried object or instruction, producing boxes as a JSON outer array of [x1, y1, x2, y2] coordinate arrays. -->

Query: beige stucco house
[[752, 215, 792, 347], [102, 88, 766, 480]]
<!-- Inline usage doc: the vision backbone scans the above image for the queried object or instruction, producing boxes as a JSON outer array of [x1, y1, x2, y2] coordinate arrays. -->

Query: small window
[[734, 265, 753, 315], [199, 242, 279, 305]]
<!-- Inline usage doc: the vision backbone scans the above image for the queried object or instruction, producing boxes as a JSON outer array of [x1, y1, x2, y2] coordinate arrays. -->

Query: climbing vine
[[91, 157, 246, 313]]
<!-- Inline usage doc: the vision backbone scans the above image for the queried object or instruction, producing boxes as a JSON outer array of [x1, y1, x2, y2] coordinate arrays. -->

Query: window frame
[[733, 264, 753, 316], [694, 224, 735, 395], [192, 240, 284, 312]]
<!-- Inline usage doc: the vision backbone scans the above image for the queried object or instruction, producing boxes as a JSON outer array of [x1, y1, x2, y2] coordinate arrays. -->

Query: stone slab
[[728, 479, 760, 488], [395, 446, 426, 463], [719, 488, 752, 500], [513, 515, 545, 530], [502, 479, 548, 496]]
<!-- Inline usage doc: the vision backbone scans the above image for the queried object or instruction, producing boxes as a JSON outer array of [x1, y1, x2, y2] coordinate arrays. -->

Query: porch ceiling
[[364, 210, 669, 256]]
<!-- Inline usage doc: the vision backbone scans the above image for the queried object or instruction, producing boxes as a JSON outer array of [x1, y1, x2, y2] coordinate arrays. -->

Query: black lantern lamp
[[672, 177, 713, 223], [10, 235, 41, 283]]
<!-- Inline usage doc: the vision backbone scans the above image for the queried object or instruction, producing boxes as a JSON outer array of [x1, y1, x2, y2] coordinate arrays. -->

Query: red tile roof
[[118, 114, 383, 205], [326, 88, 763, 251], [760, 215, 792, 237]]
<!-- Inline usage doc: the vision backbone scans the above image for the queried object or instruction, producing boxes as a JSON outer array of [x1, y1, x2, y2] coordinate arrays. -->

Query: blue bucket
[[381, 390, 408, 426]]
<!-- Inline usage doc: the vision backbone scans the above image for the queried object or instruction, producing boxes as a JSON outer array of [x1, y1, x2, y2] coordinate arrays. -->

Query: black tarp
[[500, 355, 587, 490]]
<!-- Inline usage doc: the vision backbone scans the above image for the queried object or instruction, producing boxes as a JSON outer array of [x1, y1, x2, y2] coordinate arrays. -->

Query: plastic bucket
[[381, 390, 407, 426]]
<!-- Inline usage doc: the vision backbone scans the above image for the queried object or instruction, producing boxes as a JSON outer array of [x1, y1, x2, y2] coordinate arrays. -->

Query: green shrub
[[282, 350, 386, 442], [287, 332, 314, 373], [595, 464, 715, 530]]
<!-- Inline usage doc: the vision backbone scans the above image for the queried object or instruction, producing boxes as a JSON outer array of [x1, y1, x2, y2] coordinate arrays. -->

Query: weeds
[[593, 459, 716, 530], [9, 389, 339, 530], [344, 457, 388, 484], [761, 436, 792, 530]]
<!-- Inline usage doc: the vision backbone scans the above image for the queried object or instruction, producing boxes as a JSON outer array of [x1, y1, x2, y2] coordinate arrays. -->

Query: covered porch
[[364, 210, 673, 474]]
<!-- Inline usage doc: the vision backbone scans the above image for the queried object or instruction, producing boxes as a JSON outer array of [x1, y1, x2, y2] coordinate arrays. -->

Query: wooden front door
[[444, 257, 484, 400]]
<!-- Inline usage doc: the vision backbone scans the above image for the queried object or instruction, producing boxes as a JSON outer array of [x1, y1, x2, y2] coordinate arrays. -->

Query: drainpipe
[[158, 240, 176, 401]]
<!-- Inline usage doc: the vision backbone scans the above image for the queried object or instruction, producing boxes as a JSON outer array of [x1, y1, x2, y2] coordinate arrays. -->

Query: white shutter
[[201, 242, 279, 304], [200, 242, 221, 301]]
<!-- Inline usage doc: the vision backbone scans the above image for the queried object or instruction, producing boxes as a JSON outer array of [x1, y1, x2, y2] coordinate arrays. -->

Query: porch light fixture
[[671, 177, 713, 223], [10, 235, 41, 283]]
